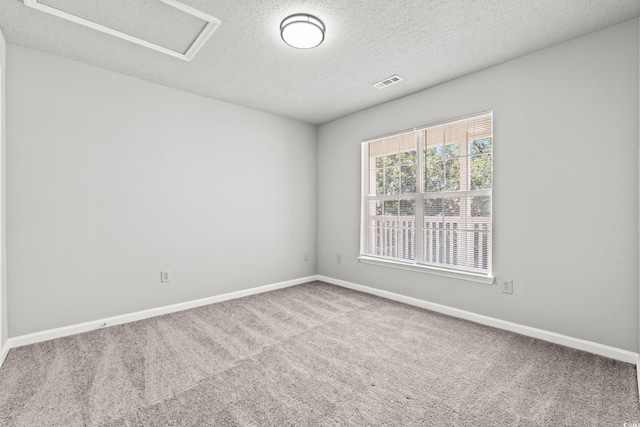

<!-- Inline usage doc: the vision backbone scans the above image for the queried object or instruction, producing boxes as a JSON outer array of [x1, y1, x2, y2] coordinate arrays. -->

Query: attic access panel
[[23, 0, 221, 61]]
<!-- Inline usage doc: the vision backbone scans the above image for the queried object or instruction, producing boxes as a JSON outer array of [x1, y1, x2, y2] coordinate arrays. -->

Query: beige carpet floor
[[0, 281, 638, 426]]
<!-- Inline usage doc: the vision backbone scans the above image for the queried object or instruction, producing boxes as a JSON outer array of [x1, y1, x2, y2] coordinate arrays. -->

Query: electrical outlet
[[303, 253, 309, 262], [502, 280, 513, 294], [337, 254, 342, 263], [161, 270, 171, 283]]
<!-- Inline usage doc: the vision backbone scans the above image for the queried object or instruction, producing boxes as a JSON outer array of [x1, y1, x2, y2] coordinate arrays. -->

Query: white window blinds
[[361, 112, 493, 277]]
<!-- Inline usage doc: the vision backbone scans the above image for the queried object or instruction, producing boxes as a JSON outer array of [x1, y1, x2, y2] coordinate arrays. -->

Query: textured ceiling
[[38, 0, 210, 54], [0, 0, 639, 125]]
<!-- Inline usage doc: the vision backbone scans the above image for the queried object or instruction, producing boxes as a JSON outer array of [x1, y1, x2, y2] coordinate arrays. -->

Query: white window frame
[[359, 112, 494, 284]]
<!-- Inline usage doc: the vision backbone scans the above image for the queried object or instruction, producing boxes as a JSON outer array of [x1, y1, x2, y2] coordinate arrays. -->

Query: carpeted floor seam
[[97, 286, 390, 426]]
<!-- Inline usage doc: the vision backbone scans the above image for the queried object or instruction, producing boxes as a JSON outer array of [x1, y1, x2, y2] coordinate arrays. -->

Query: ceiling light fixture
[[280, 14, 325, 49]]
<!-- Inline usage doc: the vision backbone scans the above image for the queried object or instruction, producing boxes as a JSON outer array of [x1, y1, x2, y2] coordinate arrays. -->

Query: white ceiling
[[0, 0, 639, 125]]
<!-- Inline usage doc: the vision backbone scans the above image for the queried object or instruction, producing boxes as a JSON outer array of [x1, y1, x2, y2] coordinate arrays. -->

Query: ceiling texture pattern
[[0, 0, 639, 124]]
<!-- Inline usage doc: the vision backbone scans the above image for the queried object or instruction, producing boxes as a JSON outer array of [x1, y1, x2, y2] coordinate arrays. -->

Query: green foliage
[[384, 200, 398, 216], [471, 137, 492, 155], [470, 196, 491, 217], [470, 138, 492, 190], [425, 144, 460, 192], [399, 199, 415, 216], [374, 137, 492, 220], [424, 197, 460, 218], [381, 198, 415, 222], [376, 150, 417, 195]]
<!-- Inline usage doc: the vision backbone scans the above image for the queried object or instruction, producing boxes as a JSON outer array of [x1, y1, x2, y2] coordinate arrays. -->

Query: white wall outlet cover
[[161, 270, 171, 283], [502, 280, 513, 294]]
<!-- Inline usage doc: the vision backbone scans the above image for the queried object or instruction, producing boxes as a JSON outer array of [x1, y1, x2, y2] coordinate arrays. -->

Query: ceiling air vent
[[372, 74, 404, 89]]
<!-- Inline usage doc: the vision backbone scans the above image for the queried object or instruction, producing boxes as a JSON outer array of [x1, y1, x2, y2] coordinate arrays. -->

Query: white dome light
[[280, 14, 325, 49]]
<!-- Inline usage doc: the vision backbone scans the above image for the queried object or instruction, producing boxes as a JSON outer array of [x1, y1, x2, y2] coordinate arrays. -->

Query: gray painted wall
[[0, 28, 5, 351], [6, 45, 317, 337], [317, 19, 640, 352], [4, 19, 639, 353]]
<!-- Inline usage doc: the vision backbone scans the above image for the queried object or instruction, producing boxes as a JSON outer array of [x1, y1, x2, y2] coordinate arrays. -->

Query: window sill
[[357, 256, 495, 285]]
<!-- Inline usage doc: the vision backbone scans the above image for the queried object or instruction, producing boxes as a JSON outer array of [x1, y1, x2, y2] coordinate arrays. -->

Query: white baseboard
[[9, 275, 320, 349], [319, 275, 640, 365], [5, 274, 638, 367], [0, 341, 9, 369]]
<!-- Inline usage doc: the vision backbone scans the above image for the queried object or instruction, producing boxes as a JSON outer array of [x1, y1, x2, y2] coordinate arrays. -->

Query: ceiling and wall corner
[[0, 0, 638, 125]]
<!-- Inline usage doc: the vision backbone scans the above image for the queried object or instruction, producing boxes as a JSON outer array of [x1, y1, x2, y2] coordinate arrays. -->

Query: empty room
[[0, 0, 639, 425]]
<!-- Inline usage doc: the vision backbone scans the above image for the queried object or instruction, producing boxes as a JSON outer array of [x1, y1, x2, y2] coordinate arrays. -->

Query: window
[[360, 112, 493, 280]]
